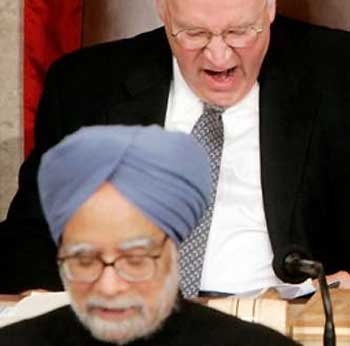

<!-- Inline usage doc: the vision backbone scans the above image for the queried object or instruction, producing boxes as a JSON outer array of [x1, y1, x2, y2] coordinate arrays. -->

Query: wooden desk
[[199, 289, 350, 346], [289, 290, 350, 346]]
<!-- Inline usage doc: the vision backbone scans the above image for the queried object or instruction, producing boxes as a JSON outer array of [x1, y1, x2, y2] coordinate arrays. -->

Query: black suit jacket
[[1, 16, 349, 293], [0, 300, 298, 346]]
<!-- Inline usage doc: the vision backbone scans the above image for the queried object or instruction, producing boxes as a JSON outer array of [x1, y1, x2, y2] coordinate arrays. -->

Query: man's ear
[[267, 0, 277, 23], [155, 0, 166, 22]]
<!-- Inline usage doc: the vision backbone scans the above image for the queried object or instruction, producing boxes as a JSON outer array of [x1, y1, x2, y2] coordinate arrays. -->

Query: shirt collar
[[168, 57, 259, 128]]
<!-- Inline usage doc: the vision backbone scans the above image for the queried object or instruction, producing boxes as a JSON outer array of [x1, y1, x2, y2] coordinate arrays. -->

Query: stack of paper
[[0, 291, 69, 328]]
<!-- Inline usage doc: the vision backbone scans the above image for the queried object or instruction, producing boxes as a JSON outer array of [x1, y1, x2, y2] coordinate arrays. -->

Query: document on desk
[[274, 279, 316, 299], [0, 291, 69, 328], [218, 280, 316, 300], [0, 306, 13, 317], [274, 278, 341, 300]]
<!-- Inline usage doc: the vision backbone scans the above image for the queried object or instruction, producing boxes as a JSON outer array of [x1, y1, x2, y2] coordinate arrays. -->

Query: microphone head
[[273, 245, 312, 283]]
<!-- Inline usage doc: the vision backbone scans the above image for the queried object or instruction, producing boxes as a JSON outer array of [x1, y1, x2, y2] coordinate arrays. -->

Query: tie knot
[[192, 103, 225, 140], [203, 103, 225, 118]]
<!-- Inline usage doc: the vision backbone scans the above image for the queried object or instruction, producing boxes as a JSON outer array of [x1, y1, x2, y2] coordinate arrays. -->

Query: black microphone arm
[[284, 252, 336, 346]]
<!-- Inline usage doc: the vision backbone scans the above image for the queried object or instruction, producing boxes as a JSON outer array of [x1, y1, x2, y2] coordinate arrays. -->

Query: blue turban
[[38, 125, 211, 246]]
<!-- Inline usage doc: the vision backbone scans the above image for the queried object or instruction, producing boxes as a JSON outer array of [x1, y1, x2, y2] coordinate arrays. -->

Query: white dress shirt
[[165, 58, 313, 297]]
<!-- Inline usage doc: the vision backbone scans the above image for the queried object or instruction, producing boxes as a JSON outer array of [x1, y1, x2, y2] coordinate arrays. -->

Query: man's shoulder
[[175, 301, 298, 346], [266, 15, 349, 82], [43, 26, 172, 97], [51, 26, 169, 75], [0, 306, 76, 346], [271, 15, 350, 56]]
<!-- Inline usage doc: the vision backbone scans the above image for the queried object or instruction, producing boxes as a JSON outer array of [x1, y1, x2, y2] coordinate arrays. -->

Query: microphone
[[273, 245, 311, 283], [275, 249, 336, 346]]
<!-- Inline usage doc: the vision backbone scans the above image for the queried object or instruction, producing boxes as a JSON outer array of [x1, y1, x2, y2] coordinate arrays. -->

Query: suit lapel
[[106, 81, 170, 127], [259, 46, 320, 255]]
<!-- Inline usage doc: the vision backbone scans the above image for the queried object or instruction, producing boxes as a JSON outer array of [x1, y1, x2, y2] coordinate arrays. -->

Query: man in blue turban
[[0, 125, 298, 346]]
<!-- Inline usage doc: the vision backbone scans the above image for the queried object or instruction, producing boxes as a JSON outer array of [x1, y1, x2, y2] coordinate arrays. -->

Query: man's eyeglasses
[[58, 236, 168, 284], [171, 25, 264, 50], [169, 0, 267, 50]]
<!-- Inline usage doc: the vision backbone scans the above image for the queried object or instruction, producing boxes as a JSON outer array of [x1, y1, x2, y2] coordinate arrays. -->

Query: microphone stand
[[285, 255, 336, 346]]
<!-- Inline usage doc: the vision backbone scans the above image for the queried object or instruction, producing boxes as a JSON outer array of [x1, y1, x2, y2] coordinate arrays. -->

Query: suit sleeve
[[322, 43, 350, 271]]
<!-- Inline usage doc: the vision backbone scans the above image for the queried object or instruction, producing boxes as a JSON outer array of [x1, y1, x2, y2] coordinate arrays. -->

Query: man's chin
[[82, 312, 151, 345]]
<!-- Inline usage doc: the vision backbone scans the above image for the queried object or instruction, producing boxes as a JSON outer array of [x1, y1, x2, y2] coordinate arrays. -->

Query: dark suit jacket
[[0, 300, 298, 346], [0, 16, 349, 293]]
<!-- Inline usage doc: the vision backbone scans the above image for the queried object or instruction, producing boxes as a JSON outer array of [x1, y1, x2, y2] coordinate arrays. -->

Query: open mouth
[[204, 67, 236, 80]]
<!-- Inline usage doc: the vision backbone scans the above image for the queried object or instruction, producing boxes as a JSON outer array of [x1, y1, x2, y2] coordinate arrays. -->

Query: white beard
[[63, 247, 179, 345]]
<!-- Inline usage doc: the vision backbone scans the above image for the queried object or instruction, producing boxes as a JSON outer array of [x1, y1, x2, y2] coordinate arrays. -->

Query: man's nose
[[94, 266, 130, 297], [203, 35, 234, 67]]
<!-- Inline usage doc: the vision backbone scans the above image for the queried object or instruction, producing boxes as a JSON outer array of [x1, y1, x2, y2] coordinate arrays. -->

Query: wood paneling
[[82, 0, 161, 46], [82, 0, 350, 46], [278, 0, 350, 31]]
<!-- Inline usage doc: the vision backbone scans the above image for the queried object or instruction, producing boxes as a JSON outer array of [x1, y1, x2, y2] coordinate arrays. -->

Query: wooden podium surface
[[197, 289, 350, 346], [1, 289, 349, 345], [289, 289, 350, 345]]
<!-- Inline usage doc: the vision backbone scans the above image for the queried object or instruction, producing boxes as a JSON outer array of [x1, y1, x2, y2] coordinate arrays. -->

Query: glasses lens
[[225, 28, 259, 48], [177, 29, 209, 50], [63, 255, 101, 283], [117, 256, 155, 282]]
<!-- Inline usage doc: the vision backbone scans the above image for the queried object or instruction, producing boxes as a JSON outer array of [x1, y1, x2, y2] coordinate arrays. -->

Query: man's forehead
[[168, 0, 267, 26], [169, 0, 266, 11]]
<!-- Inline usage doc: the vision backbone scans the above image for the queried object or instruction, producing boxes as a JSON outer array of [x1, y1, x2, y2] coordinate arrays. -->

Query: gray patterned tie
[[180, 103, 225, 298]]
